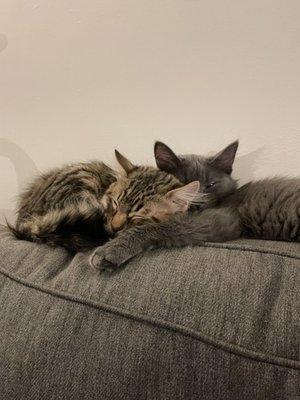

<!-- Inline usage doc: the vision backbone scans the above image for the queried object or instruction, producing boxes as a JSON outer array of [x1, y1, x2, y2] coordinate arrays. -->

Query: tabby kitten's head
[[101, 150, 200, 235], [154, 140, 239, 207]]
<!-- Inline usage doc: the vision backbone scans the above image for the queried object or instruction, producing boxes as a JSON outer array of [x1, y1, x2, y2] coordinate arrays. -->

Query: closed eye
[[130, 215, 145, 221], [105, 197, 119, 214], [111, 198, 119, 209], [129, 214, 149, 224]]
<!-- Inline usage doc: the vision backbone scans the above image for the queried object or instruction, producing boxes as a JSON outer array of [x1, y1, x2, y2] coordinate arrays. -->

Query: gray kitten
[[90, 141, 300, 271]]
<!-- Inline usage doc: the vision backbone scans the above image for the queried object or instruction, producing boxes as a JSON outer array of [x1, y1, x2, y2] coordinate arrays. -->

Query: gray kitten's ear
[[166, 181, 200, 211], [209, 140, 239, 174], [154, 141, 182, 172], [115, 150, 136, 174]]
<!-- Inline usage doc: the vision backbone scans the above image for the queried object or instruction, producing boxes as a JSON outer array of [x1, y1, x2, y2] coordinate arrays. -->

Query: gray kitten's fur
[[90, 141, 300, 271]]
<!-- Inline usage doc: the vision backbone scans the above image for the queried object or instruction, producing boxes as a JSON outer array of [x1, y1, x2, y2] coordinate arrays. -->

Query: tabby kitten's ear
[[209, 140, 239, 174], [166, 181, 200, 211], [115, 150, 136, 175], [154, 141, 182, 173]]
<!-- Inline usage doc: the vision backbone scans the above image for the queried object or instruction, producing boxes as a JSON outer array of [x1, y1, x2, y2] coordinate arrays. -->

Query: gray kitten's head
[[154, 140, 239, 206]]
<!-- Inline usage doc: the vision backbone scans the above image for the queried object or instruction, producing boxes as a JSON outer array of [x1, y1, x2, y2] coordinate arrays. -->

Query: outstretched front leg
[[89, 231, 146, 272], [90, 208, 241, 272]]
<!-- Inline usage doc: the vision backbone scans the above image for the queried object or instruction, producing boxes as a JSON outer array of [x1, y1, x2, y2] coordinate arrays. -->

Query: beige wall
[[1, 0, 300, 222]]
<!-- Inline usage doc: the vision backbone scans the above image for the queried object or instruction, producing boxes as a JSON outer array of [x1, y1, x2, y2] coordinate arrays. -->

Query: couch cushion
[[0, 225, 299, 399]]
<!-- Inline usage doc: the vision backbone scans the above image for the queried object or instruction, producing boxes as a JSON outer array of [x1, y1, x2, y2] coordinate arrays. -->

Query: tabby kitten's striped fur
[[8, 150, 200, 252]]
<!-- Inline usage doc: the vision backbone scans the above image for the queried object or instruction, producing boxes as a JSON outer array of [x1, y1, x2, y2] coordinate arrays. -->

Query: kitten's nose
[[111, 211, 127, 232]]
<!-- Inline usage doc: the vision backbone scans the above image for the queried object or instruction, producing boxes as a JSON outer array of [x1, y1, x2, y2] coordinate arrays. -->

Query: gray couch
[[0, 226, 299, 400]]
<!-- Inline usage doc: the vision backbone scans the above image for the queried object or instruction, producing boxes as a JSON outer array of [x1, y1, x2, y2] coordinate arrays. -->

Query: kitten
[[8, 150, 200, 253], [90, 141, 300, 271], [154, 140, 239, 209]]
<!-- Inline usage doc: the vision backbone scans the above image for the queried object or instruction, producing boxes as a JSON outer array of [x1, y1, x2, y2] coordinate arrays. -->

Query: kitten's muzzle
[[110, 211, 127, 233]]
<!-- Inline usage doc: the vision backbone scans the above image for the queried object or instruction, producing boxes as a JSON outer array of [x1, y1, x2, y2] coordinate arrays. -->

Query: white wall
[[1, 0, 300, 222]]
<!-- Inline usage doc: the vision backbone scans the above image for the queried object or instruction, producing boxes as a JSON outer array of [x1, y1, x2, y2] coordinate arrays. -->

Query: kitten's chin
[[196, 194, 218, 210], [104, 223, 115, 238]]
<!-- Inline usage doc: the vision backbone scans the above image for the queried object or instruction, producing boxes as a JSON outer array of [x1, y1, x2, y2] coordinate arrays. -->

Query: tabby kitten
[[8, 150, 200, 253], [90, 141, 300, 271]]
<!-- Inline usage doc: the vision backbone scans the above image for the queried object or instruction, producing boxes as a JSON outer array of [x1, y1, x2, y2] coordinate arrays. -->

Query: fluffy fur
[[90, 141, 300, 271], [8, 151, 200, 252]]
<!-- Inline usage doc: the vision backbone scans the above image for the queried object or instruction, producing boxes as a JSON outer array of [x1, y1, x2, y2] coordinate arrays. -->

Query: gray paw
[[89, 236, 142, 272], [89, 248, 118, 272], [89, 241, 132, 272]]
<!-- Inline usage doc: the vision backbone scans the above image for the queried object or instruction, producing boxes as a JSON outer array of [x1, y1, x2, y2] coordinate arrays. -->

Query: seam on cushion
[[0, 267, 299, 371], [198, 241, 300, 261]]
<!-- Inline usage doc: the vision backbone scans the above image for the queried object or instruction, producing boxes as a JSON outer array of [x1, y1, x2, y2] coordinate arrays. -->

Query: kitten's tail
[[6, 206, 105, 253], [6, 220, 27, 240], [6, 221, 98, 252]]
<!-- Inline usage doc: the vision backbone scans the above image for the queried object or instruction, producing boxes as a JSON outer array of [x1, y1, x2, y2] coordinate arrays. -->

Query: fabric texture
[[0, 225, 299, 400]]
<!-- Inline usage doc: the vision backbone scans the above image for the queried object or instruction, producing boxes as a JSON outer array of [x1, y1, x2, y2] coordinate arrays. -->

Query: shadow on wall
[[233, 146, 265, 184], [0, 33, 8, 53], [0, 138, 38, 224]]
